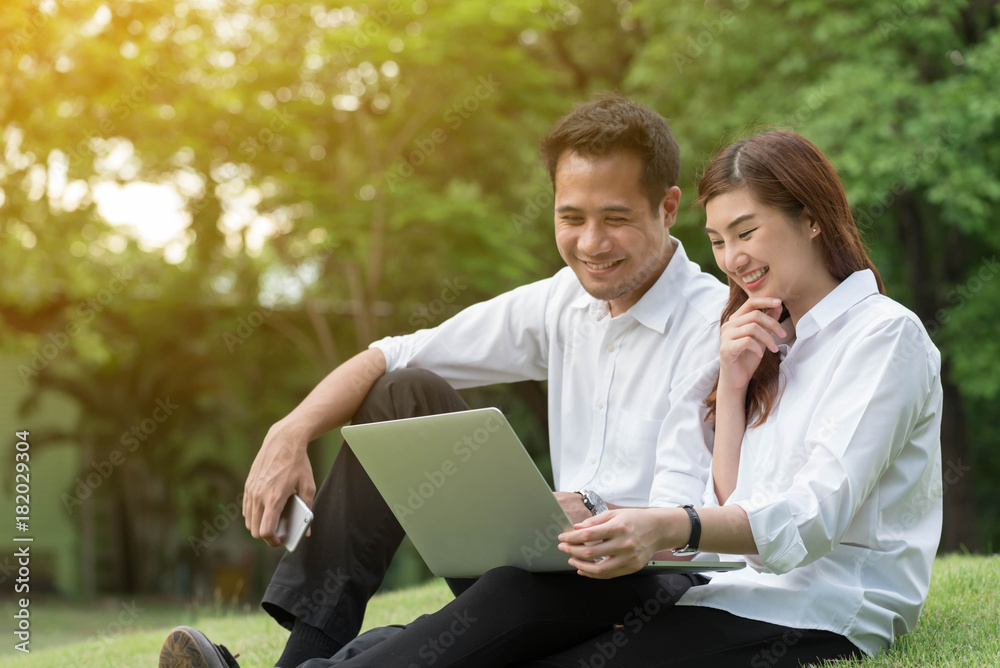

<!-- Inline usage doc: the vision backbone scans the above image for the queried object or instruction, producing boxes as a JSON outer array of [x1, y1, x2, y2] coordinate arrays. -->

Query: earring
[[812, 228, 817, 232]]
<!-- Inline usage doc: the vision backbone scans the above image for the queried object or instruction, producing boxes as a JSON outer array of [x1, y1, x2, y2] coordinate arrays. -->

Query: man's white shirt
[[370, 240, 728, 507], [679, 269, 944, 655]]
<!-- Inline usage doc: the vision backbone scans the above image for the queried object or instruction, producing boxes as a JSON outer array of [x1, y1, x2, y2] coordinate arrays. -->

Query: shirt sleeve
[[369, 275, 555, 389], [735, 316, 937, 574], [647, 351, 720, 508]]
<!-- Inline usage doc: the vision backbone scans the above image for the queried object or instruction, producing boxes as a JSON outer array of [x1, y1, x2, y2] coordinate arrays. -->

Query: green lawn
[[2, 555, 996, 667]]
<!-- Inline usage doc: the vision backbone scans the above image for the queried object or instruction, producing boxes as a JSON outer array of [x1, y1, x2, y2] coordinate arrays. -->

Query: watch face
[[582, 490, 607, 515]]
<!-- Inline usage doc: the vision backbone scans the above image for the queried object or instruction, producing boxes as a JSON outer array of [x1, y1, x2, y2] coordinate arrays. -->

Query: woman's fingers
[[725, 335, 766, 362], [569, 554, 644, 579], [737, 297, 782, 315], [731, 322, 779, 354], [724, 305, 786, 347], [559, 523, 613, 547]]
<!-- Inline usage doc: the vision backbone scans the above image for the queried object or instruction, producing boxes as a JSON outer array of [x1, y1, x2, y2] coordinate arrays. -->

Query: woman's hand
[[557, 508, 679, 579], [719, 297, 785, 391]]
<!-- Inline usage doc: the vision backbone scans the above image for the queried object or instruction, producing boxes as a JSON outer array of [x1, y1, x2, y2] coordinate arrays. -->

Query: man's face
[[553, 149, 679, 316]]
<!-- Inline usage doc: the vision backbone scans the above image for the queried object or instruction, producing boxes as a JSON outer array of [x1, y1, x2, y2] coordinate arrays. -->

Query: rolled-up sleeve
[[736, 317, 934, 574], [370, 276, 554, 389]]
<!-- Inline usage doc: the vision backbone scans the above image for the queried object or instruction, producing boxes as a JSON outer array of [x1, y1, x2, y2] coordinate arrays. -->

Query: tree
[[629, 0, 1000, 551]]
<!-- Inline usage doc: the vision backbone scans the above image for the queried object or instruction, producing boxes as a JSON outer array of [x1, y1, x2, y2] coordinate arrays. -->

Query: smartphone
[[276, 493, 314, 552]]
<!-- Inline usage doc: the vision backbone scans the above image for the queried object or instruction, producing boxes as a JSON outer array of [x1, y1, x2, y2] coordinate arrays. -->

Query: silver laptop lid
[[342, 408, 575, 577]]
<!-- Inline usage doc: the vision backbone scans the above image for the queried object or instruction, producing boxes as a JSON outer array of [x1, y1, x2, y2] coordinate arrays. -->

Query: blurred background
[[1, 0, 998, 630]]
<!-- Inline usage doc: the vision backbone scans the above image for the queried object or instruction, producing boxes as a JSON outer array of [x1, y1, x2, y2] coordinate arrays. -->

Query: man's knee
[[477, 565, 535, 588], [367, 368, 451, 402], [355, 368, 458, 422]]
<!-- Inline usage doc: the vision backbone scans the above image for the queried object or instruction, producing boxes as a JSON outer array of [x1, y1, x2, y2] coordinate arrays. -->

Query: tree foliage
[[2, 0, 997, 595]]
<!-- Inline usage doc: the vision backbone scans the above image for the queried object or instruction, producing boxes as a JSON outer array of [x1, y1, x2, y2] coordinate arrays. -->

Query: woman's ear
[[803, 213, 821, 239]]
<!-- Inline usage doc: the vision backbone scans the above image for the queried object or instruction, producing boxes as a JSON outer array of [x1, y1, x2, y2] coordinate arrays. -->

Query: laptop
[[341, 408, 744, 578]]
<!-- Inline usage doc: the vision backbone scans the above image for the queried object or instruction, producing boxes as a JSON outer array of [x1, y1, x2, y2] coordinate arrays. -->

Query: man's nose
[[578, 221, 612, 256]]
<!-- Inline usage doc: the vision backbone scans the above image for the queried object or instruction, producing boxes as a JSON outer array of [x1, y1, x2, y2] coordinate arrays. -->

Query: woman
[[545, 129, 943, 665], [166, 130, 942, 667]]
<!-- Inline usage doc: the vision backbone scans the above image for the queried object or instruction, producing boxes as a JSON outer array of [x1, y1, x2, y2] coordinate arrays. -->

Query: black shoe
[[159, 626, 241, 668]]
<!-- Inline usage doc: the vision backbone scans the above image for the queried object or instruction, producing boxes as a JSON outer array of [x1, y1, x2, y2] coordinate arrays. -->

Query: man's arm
[[242, 348, 387, 546]]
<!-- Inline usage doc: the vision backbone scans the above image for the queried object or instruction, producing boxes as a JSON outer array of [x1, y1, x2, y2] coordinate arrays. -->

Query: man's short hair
[[539, 93, 681, 212]]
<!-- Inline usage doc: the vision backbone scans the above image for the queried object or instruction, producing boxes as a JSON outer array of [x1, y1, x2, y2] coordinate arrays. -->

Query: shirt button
[[597, 401, 604, 409], [606, 344, 615, 352], [588, 457, 596, 464]]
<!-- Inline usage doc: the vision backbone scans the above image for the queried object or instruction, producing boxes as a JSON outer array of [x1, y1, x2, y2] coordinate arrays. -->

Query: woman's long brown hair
[[698, 130, 885, 427]]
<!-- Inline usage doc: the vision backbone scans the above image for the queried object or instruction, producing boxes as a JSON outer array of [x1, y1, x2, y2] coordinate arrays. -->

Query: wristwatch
[[672, 504, 702, 555], [576, 489, 609, 516]]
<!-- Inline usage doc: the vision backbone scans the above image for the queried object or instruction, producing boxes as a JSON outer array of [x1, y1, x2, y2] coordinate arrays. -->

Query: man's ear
[[660, 186, 682, 229]]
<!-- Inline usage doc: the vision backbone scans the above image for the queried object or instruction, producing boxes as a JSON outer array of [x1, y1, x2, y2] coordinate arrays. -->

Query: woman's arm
[[711, 386, 747, 503], [557, 505, 757, 579], [712, 297, 785, 502]]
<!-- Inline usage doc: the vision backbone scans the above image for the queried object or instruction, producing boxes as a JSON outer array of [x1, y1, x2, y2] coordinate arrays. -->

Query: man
[[160, 93, 727, 668]]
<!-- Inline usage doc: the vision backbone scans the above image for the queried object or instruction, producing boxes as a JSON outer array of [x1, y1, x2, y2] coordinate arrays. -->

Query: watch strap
[[672, 504, 701, 555]]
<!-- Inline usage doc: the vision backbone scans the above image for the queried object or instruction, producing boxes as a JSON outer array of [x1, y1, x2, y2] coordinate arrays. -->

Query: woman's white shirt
[[678, 269, 943, 655]]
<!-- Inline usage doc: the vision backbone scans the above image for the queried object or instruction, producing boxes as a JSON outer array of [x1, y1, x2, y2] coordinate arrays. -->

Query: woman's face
[[704, 188, 830, 322]]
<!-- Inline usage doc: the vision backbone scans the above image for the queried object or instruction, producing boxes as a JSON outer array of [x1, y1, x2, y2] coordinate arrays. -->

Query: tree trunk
[[80, 438, 97, 597], [895, 193, 981, 552], [939, 361, 981, 551]]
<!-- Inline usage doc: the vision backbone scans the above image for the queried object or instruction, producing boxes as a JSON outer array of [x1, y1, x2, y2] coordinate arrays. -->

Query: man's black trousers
[[261, 368, 476, 646]]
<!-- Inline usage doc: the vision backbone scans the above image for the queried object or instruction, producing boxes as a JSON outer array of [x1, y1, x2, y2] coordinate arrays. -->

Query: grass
[[1, 555, 995, 667]]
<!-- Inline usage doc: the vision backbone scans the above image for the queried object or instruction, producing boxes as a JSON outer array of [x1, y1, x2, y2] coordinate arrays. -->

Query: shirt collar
[[793, 269, 879, 341], [569, 239, 694, 334]]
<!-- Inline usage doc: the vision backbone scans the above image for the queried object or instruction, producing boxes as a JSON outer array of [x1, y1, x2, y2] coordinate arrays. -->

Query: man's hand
[[243, 420, 317, 547], [554, 491, 593, 524]]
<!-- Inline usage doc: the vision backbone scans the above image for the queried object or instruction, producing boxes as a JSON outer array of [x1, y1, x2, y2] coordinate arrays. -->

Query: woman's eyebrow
[[704, 213, 755, 234]]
